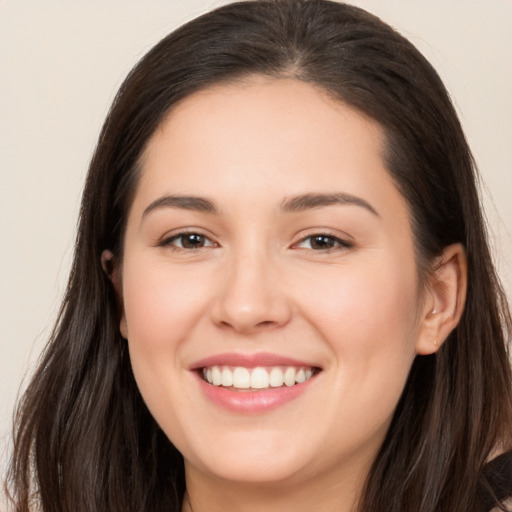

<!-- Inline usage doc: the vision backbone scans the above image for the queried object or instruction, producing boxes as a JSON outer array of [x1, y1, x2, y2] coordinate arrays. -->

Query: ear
[[101, 249, 128, 339], [415, 243, 467, 355]]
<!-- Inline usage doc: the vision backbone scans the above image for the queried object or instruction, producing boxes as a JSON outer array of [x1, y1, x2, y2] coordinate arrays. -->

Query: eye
[[161, 232, 216, 250], [295, 234, 353, 251]]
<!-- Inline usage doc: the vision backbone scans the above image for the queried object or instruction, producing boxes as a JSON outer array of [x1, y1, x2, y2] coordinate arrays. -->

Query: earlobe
[[101, 249, 128, 339], [101, 249, 115, 278], [416, 243, 467, 355]]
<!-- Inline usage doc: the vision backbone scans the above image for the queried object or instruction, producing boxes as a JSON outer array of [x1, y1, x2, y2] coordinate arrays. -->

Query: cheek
[[298, 258, 420, 438], [296, 252, 420, 380], [120, 253, 216, 414], [122, 256, 211, 350], [120, 254, 214, 441]]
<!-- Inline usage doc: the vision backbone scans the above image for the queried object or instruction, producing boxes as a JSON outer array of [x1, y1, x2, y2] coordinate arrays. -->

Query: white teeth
[[202, 365, 316, 389], [284, 367, 296, 387], [250, 367, 269, 389], [211, 366, 222, 386], [221, 367, 233, 387], [269, 367, 284, 387], [233, 367, 251, 389]]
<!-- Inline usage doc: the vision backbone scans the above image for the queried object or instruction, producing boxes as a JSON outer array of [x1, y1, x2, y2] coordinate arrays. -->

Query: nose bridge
[[213, 238, 291, 332]]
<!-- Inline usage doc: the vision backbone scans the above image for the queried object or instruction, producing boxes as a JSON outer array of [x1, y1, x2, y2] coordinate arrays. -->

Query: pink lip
[[193, 371, 319, 414], [188, 352, 321, 414], [189, 352, 319, 370]]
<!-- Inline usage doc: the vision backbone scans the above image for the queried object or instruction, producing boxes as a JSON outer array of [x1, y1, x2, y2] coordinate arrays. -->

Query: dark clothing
[[479, 450, 512, 511]]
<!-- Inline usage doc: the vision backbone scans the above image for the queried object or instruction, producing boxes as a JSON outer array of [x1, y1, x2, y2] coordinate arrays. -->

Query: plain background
[[1, 0, 511, 499]]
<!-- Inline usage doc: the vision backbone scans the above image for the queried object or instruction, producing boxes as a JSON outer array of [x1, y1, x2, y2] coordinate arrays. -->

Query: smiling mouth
[[200, 365, 320, 390]]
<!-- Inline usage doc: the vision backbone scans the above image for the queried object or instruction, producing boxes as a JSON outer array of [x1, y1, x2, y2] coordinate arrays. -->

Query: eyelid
[[291, 230, 354, 251], [157, 228, 219, 249], [155, 227, 353, 252]]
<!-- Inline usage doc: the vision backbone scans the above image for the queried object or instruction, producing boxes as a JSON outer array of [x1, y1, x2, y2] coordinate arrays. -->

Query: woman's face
[[116, 78, 434, 489]]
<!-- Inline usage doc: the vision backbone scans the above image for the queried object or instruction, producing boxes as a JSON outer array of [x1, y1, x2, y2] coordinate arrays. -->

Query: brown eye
[[296, 234, 353, 251], [162, 232, 216, 250], [309, 235, 337, 250], [180, 233, 206, 248]]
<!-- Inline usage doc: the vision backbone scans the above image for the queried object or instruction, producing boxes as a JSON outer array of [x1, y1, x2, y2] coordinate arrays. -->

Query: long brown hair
[[6, 1, 512, 511]]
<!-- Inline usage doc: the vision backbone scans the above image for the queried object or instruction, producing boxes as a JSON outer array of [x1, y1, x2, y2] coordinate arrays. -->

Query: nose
[[211, 249, 293, 334]]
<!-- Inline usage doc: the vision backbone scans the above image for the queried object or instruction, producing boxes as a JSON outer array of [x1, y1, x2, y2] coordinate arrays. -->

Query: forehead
[[132, 77, 408, 226]]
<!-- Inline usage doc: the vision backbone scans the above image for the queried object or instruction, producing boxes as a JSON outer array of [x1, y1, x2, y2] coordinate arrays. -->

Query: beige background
[[1, 0, 511, 498]]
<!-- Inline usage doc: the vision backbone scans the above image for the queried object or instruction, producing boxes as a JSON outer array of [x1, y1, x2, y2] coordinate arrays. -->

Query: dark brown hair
[[7, 1, 512, 511]]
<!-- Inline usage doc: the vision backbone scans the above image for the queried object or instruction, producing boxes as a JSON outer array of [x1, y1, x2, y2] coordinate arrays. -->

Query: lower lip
[[194, 372, 318, 414]]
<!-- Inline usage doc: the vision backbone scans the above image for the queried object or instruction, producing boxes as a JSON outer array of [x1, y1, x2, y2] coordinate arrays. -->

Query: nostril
[[218, 319, 278, 331]]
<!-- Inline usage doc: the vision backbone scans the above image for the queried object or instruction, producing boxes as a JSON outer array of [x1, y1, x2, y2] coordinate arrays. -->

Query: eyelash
[[294, 233, 353, 252], [159, 232, 217, 251], [159, 231, 353, 253]]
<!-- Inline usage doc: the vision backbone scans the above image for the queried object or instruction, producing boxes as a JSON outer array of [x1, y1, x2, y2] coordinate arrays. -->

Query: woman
[[6, 1, 512, 511]]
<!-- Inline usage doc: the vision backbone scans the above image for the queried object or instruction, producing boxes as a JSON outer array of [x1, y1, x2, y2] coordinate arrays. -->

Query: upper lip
[[189, 352, 321, 370]]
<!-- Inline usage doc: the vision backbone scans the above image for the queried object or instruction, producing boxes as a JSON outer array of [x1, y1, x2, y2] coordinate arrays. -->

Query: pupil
[[311, 235, 334, 249], [182, 234, 204, 248]]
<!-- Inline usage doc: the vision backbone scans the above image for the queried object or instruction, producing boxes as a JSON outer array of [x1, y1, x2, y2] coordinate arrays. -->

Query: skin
[[106, 77, 467, 512]]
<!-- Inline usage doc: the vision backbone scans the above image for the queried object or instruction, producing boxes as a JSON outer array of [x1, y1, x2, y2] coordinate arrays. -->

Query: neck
[[182, 460, 369, 512]]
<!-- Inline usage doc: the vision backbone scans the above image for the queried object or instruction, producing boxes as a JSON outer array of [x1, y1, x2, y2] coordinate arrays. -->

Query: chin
[[179, 427, 315, 485], [197, 452, 308, 485]]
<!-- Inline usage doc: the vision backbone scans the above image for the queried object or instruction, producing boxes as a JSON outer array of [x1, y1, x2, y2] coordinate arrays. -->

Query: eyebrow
[[281, 192, 379, 216], [142, 191, 379, 218], [143, 195, 218, 217]]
